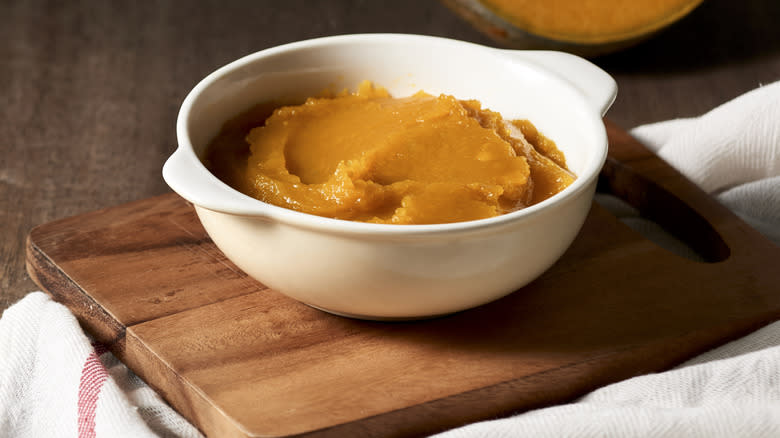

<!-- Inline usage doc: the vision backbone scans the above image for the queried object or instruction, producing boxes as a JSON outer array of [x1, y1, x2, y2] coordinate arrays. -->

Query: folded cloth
[[1, 82, 778, 437], [631, 81, 780, 245], [0, 292, 203, 438]]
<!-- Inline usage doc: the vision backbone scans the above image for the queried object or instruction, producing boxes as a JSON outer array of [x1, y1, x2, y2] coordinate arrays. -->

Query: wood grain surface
[[26, 121, 780, 437], [2, 0, 780, 311]]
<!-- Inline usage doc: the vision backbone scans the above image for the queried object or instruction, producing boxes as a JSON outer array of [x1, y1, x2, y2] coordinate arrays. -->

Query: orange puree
[[482, 0, 703, 44], [205, 81, 574, 225]]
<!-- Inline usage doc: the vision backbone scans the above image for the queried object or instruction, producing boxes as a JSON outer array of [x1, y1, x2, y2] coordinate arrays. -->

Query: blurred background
[[1, 0, 779, 311]]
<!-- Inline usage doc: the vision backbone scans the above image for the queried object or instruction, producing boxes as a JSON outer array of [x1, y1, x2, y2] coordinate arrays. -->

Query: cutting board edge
[[25, 232, 126, 347], [121, 325, 255, 438], [25, 229, 251, 438]]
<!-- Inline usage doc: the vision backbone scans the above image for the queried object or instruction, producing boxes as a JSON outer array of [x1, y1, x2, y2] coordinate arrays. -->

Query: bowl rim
[[173, 33, 610, 237]]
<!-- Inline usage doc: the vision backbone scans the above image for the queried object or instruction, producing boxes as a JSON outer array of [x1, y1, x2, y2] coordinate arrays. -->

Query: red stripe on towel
[[77, 344, 109, 438]]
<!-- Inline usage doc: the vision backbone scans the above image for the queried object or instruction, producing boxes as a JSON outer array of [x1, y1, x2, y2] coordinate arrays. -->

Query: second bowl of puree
[[163, 34, 617, 320]]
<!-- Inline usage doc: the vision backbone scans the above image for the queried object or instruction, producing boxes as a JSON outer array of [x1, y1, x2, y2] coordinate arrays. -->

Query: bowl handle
[[162, 148, 270, 217], [501, 50, 617, 117]]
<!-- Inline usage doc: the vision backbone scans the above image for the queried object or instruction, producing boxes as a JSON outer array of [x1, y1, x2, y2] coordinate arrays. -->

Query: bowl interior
[[181, 35, 605, 189]]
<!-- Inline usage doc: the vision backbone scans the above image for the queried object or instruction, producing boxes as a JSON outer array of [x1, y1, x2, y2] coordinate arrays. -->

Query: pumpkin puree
[[483, 0, 703, 44], [205, 81, 574, 225]]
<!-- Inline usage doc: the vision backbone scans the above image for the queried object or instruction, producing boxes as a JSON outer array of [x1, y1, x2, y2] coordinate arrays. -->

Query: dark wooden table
[[2, 0, 779, 312]]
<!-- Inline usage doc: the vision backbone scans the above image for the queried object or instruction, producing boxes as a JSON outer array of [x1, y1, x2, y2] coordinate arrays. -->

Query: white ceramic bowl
[[163, 34, 616, 320]]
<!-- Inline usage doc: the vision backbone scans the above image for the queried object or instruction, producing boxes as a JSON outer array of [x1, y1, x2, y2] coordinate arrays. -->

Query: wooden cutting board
[[26, 120, 780, 437]]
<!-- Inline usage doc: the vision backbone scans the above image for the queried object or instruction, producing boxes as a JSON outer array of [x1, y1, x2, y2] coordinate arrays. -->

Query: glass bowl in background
[[443, 0, 704, 57]]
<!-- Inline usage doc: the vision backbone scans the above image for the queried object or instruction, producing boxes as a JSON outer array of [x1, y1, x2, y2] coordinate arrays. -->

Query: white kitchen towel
[[630, 80, 780, 244], [1, 81, 779, 437], [0, 291, 203, 438]]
